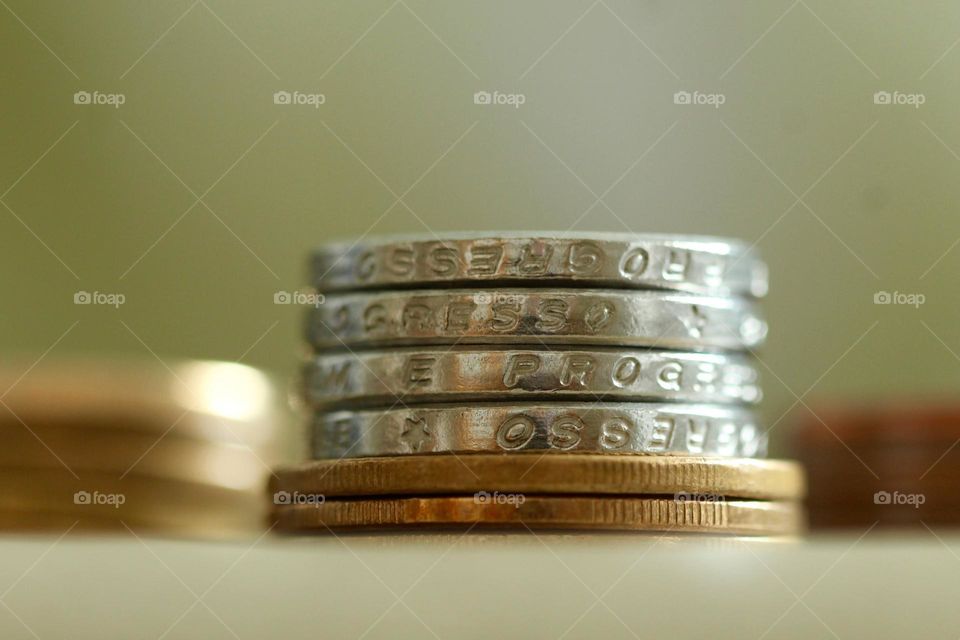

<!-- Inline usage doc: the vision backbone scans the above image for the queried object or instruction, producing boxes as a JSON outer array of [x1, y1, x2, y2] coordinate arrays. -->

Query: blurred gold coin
[[271, 454, 805, 501], [0, 426, 268, 491], [0, 357, 288, 537], [273, 496, 803, 536], [0, 469, 265, 537], [0, 358, 282, 447], [0, 507, 263, 538]]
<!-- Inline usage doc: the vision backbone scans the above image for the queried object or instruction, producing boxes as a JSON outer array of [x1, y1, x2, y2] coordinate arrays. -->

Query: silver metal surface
[[311, 232, 767, 297], [307, 288, 767, 351], [303, 347, 762, 407], [311, 403, 767, 458]]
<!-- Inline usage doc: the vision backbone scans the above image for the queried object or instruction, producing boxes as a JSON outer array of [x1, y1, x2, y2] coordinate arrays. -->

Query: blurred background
[[5, 2, 960, 638], [2, 0, 959, 450]]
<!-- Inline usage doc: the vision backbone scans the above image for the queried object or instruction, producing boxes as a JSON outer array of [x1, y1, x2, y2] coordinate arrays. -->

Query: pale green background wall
[[3, 1, 960, 449]]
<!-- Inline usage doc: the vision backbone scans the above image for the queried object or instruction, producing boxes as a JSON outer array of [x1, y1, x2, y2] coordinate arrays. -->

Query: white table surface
[[1, 529, 956, 639]]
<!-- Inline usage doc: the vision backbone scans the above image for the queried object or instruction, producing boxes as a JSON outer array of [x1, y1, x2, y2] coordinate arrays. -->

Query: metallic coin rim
[[272, 496, 803, 535], [310, 402, 767, 458], [303, 347, 762, 408], [271, 454, 805, 500], [312, 234, 765, 297], [308, 288, 766, 351], [312, 231, 756, 251]]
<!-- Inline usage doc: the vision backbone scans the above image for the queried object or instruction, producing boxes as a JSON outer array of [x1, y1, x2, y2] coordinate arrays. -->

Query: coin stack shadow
[[272, 233, 806, 535]]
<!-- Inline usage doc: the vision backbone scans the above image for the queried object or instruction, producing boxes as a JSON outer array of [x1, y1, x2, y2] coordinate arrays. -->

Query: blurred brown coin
[[795, 401, 960, 528], [272, 496, 804, 536], [795, 401, 960, 447], [271, 454, 806, 500]]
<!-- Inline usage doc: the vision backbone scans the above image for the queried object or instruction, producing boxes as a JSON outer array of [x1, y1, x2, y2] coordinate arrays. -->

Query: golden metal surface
[[273, 496, 804, 535], [0, 427, 269, 491], [272, 454, 806, 500], [0, 358, 280, 446]]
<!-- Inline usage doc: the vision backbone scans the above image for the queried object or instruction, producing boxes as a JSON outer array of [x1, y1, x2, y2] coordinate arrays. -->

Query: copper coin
[[272, 496, 803, 535]]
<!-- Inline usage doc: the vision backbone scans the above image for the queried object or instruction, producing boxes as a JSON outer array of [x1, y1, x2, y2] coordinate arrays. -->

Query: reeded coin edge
[[271, 455, 806, 500], [272, 496, 803, 535]]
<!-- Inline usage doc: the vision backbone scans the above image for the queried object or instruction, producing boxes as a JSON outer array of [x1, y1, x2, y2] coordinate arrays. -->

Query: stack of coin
[[273, 233, 806, 535], [0, 358, 284, 536], [795, 402, 960, 528]]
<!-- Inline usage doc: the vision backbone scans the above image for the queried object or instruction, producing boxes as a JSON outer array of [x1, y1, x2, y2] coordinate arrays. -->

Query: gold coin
[[0, 507, 262, 537], [0, 427, 268, 491], [272, 496, 804, 536], [271, 454, 806, 500], [0, 358, 281, 447], [0, 509, 119, 532], [0, 468, 263, 519]]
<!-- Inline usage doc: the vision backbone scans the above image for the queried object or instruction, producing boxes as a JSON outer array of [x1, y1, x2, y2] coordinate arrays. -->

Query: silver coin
[[303, 347, 761, 407], [310, 403, 767, 458], [306, 288, 767, 351], [311, 232, 767, 297]]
